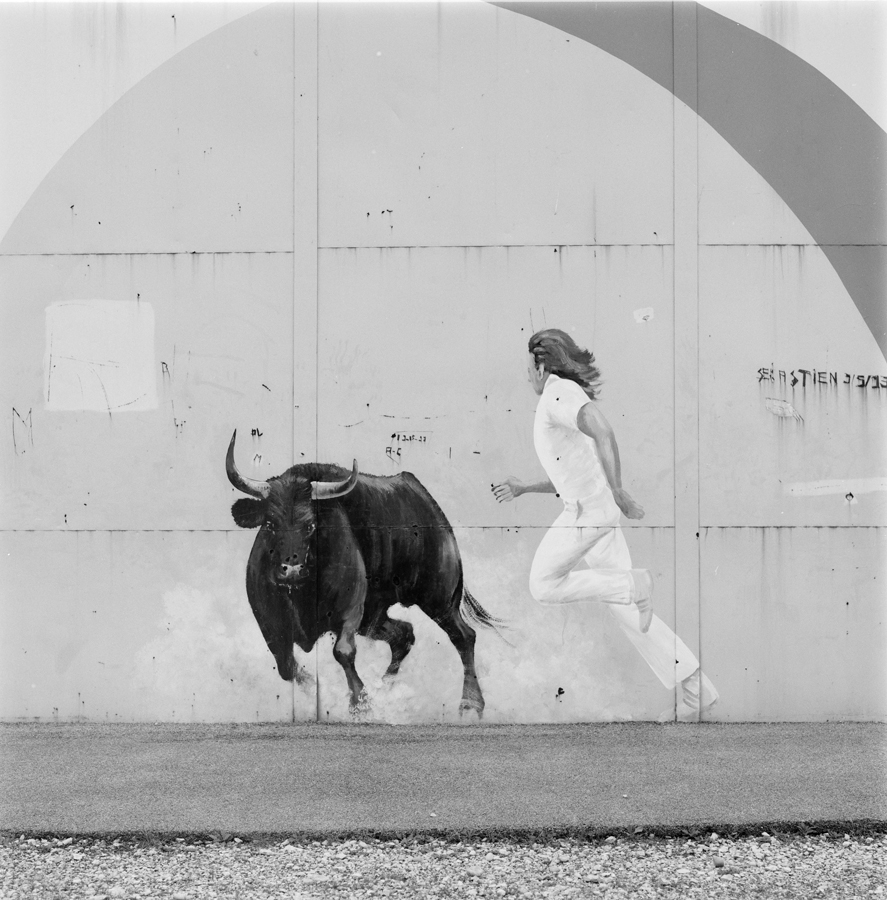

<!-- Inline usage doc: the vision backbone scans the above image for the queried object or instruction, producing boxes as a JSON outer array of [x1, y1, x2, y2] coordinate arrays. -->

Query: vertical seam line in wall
[[293, 6, 297, 474], [315, 1, 322, 725], [694, 1, 702, 714], [292, 3, 298, 726], [671, 3, 679, 719]]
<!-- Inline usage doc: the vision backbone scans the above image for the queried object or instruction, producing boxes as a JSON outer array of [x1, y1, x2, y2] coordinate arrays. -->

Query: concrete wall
[[1, 1, 884, 723]]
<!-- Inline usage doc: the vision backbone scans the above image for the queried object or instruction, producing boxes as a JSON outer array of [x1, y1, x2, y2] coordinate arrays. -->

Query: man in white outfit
[[492, 328, 717, 721]]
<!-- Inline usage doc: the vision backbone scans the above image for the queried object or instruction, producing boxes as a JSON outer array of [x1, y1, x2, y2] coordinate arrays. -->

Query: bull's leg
[[366, 612, 416, 678], [437, 599, 485, 718], [332, 629, 368, 712]]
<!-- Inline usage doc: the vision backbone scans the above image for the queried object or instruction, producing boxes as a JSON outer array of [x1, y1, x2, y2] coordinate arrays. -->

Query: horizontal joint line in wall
[[699, 524, 885, 529], [700, 242, 887, 248], [2, 525, 882, 534], [0, 250, 294, 259], [320, 243, 673, 250]]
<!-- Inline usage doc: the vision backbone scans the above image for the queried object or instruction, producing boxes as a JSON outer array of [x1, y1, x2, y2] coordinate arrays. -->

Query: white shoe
[[658, 669, 719, 722], [630, 569, 653, 633]]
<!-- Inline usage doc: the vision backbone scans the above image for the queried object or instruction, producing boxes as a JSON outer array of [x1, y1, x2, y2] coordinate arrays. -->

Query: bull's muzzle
[[276, 563, 305, 582]]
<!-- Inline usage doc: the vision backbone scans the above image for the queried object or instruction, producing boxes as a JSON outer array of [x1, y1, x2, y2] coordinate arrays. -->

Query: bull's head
[[226, 431, 358, 680], [226, 430, 358, 584]]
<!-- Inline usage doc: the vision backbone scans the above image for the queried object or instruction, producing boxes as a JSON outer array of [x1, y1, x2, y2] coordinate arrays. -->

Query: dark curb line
[[4, 820, 886, 847]]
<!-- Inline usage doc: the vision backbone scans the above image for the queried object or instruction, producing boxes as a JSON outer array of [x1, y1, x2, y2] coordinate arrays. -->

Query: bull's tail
[[461, 587, 512, 645]]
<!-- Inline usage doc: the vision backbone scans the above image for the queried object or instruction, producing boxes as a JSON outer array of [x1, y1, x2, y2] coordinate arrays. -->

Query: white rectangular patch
[[44, 300, 157, 412], [784, 478, 887, 497]]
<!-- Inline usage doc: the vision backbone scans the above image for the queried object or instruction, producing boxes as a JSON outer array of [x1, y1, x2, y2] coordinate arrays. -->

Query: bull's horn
[[226, 430, 271, 499], [312, 459, 359, 500]]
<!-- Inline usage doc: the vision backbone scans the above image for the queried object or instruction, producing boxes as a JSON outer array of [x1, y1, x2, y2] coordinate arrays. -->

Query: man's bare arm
[[492, 477, 557, 503], [577, 402, 645, 519]]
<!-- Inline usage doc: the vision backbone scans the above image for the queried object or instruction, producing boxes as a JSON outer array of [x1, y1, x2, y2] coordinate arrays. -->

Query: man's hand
[[613, 487, 645, 519], [492, 477, 525, 503]]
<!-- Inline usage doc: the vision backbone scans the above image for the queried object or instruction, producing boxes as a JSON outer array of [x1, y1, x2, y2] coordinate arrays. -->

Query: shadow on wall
[[133, 575, 309, 723]]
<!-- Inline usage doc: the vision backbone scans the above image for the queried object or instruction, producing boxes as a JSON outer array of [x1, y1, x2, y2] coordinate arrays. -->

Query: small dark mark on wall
[[845, 492, 855, 502], [344, 421, 364, 428], [12, 407, 33, 455], [262, 384, 271, 391]]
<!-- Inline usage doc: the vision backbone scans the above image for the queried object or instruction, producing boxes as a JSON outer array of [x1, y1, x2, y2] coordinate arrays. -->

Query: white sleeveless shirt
[[533, 374, 620, 524]]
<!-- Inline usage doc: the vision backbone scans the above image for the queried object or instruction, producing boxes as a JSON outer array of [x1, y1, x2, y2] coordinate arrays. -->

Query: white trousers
[[529, 501, 699, 690]]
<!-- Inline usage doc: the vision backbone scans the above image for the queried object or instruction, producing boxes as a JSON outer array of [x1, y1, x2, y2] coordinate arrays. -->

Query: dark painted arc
[[494, 1, 676, 95], [492, 1, 887, 358]]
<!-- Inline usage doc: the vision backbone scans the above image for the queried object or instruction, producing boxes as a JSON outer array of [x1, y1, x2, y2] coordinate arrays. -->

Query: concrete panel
[[317, 1, 673, 248], [698, 117, 816, 246], [315, 245, 675, 528], [702, 1, 887, 131], [698, 245, 887, 527], [1, 3, 294, 256], [0, 3, 266, 246], [0, 252, 299, 531], [315, 526, 679, 724], [0, 530, 308, 722], [699, 527, 886, 721]]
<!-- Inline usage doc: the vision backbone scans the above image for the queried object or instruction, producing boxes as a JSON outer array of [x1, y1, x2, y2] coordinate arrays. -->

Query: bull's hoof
[[458, 697, 484, 719], [349, 690, 371, 718]]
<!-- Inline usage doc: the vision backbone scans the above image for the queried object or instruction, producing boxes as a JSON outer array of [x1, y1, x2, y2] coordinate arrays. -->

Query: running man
[[492, 328, 717, 721]]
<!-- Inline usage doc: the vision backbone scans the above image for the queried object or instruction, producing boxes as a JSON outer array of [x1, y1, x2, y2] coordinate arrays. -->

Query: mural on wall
[[494, 330, 718, 722], [1, 1, 883, 724], [226, 431, 504, 716]]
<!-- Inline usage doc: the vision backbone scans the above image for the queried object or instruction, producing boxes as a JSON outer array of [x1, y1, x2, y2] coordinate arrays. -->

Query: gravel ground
[[1, 832, 884, 900]]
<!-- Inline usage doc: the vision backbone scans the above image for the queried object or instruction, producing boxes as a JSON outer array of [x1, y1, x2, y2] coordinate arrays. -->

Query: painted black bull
[[226, 431, 500, 715]]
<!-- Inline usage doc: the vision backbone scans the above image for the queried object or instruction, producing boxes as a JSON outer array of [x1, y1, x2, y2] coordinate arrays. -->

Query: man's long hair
[[528, 328, 602, 399]]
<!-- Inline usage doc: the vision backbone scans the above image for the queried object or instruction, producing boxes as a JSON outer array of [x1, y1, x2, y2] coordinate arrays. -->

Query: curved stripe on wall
[[494, 1, 887, 359]]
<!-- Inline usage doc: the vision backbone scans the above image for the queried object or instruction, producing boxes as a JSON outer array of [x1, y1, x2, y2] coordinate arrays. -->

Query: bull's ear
[[231, 498, 266, 529]]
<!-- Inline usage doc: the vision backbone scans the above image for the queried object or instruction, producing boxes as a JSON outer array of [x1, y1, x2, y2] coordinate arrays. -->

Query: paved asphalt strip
[[1, 723, 884, 836]]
